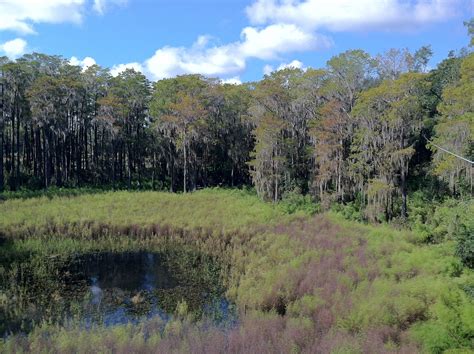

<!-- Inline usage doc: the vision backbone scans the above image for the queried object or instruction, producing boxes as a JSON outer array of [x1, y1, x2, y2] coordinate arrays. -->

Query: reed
[[0, 189, 472, 353]]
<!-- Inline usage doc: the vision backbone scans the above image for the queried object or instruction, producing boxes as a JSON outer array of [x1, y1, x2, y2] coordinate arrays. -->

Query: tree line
[[0, 28, 472, 222]]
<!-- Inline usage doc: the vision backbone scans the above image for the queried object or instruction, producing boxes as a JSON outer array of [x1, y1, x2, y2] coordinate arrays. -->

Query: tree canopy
[[0, 38, 472, 222]]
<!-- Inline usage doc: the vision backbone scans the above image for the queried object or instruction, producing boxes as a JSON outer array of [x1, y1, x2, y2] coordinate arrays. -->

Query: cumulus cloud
[[0, 38, 28, 58], [143, 24, 329, 80], [110, 62, 144, 76], [263, 64, 274, 76], [239, 24, 328, 60], [0, 0, 85, 34], [246, 0, 460, 31], [221, 77, 242, 85], [0, 0, 127, 34], [278, 59, 304, 71], [263, 59, 305, 75], [145, 43, 245, 80], [135, 0, 463, 81], [70, 56, 97, 70]]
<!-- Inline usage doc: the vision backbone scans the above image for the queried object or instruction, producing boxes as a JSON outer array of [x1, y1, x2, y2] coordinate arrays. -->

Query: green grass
[[0, 188, 293, 234], [0, 188, 473, 353]]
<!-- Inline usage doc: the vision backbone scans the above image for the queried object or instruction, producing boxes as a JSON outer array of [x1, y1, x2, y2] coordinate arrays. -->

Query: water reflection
[[1, 251, 235, 336]]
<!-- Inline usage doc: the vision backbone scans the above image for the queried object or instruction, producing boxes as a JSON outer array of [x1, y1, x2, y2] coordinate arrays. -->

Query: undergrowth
[[0, 189, 472, 353]]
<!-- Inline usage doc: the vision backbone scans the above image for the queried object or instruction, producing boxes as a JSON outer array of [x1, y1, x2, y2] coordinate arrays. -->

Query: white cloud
[[263, 59, 305, 76], [0, 0, 86, 34], [221, 77, 242, 85], [239, 24, 328, 60], [0, 0, 127, 34], [145, 43, 245, 80], [110, 62, 144, 76], [246, 0, 460, 31], [81, 57, 97, 68], [70, 56, 97, 70], [93, 0, 127, 15], [278, 59, 304, 71], [143, 24, 329, 80], [263, 64, 274, 76], [0, 38, 27, 58]]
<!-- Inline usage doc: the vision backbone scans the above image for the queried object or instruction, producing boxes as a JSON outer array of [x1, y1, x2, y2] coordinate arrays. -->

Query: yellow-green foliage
[[0, 188, 293, 234], [0, 190, 473, 353]]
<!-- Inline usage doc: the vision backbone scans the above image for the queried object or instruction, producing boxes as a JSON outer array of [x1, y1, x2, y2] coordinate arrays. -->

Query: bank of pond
[[0, 239, 235, 338], [0, 190, 472, 353]]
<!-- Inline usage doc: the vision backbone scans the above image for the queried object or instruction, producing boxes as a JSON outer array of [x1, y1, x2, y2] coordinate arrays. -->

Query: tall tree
[[431, 53, 474, 195], [310, 99, 348, 203], [107, 69, 150, 188], [160, 93, 208, 193], [326, 50, 375, 112], [376, 46, 433, 81], [151, 75, 209, 192], [249, 68, 327, 200], [0, 57, 7, 192], [465, 18, 474, 47], [206, 82, 253, 187], [249, 111, 287, 202], [351, 73, 428, 221]]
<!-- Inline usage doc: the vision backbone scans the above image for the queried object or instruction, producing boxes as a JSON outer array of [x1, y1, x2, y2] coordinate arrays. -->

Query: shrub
[[456, 224, 474, 269], [279, 188, 320, 215]]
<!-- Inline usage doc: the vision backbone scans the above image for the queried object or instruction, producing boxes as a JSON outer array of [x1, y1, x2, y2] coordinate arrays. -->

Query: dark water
[[0, 251, 235, 336]]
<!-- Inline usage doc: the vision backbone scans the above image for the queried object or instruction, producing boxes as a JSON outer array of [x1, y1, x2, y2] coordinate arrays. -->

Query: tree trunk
[[127, 148, 132, 190], [16, 104, 20, 188], [43, 129, 49, 188], [231, 166, 234, 187], [10, 103, 16, 191], [0, 72, 3, 192], [401, 174, 408, 220], [0, 124, 3, 192], [152, 151, 156, 190], [183, 141, 187, 193]]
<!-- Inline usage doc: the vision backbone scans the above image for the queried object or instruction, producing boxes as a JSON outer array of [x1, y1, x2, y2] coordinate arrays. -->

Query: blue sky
[[0, 0, 472, 83]]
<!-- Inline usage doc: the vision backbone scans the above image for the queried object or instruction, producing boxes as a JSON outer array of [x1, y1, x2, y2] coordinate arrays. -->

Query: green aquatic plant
[[0, 190, 472, 353]]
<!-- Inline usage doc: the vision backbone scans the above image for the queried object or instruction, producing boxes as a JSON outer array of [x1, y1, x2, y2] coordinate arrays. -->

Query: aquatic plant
[[0, 190, 472, 353]]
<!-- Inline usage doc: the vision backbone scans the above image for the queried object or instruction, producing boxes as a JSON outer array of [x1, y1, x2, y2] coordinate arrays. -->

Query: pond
[[0, 250, 235, 337]]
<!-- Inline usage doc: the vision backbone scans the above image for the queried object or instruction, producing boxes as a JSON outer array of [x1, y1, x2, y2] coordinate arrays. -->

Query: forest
[[1, 37, 473, 250], [0, 19, 473, 354], [1, 34, 473, 218]]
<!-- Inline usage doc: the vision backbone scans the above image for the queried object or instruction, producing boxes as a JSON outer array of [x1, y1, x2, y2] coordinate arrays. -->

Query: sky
[[0, 0, 472, 83]]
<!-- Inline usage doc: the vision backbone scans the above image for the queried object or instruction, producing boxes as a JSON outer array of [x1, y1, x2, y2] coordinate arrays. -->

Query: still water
[[1, 251, 234, 336]]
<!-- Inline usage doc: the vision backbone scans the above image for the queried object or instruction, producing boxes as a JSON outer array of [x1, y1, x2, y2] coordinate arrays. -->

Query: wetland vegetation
[[0, 189, 472, 353]]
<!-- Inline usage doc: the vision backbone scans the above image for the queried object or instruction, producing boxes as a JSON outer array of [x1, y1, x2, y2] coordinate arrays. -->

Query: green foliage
[[0, 40, 473, 350], [330, 195, 365, 222], [0, 188, 295, 234], [431, 53, 474, 195], [465, 18, 474, 47], [411, 288, 474, 353], [279, 188, 320, 215], [0, 190, 472, 352], [456, 225, 474, 269], [0, 186, 105, 200], [408, 196, 474, 268]]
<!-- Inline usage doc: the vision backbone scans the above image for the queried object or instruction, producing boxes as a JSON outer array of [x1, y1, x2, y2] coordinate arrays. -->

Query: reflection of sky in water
[[141, 253, 156, 291], [2, 251, 237, 337], [90, 276, 102, 305], [81, 252, 236, 329]]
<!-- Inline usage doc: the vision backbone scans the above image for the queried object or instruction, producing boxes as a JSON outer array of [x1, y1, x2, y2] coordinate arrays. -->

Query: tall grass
[[0, 189, 473, 353], [0, 188, 294, 235]]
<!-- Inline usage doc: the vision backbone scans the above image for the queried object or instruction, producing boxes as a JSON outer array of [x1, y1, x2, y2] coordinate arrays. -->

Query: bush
[[0, 187, 105, 201], [456, 225, 474, 269], [279, 188, 320, 215], [408, 197, 474, 267], [331, 201, 365, 222]]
